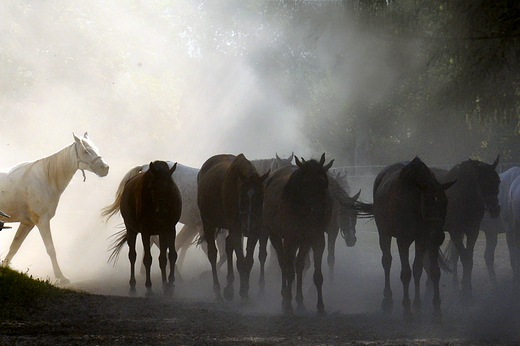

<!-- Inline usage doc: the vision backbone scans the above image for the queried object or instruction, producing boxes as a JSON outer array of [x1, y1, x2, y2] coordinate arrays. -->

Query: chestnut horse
[[197, 154, 269, 301], [108, 161, 181, 296]]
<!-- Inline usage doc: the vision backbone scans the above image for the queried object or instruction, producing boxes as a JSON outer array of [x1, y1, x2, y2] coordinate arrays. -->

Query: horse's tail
[[108, 229, 128, 266], [438, 242, 454, 274], [101, 165, 143, 221]]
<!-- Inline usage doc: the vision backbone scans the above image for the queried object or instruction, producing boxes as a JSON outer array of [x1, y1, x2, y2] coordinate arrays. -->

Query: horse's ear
[[149, 161, 156, 174], [442, 180, 457, 191], [352, 189, 361, 201], [83, 132, 89, 139], [295, 156, 303, 167], [73, 132, 83, 146], [260, 170, 270, 182], [170, 162, 177, 175], [492, 155, 500, 170], [319, 153, 326, 166], [288, 152, 294, 163], [323, 159, 334, 172], [276, 153, 281, 160]]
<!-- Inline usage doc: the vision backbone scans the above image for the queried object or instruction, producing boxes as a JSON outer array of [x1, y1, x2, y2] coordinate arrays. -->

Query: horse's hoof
[[282, 302, 293, 316], [382, 298, 393, 313], [403, 310, 413, 323], [145, 291, 155, 298], [223, 286, 234, 301], [296, 304, 307, 315], [59, 277, 71, 286]]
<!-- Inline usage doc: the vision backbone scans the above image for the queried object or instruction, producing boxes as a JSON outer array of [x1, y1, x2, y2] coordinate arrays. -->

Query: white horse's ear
[[84, 132, 89, 139], [73, 132, 82, 146]]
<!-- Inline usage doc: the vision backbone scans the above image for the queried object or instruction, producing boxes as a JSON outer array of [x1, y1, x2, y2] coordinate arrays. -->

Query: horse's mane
[[232, 154, 258, 177], [101, 165, 143, 221]]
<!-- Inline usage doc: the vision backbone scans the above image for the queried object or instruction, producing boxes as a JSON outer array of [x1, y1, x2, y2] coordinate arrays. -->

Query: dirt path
[[1, 232, 520, 345]]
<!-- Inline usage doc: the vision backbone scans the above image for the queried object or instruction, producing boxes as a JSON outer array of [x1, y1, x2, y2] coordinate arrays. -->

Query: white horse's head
[[73, 132, 109, 179]]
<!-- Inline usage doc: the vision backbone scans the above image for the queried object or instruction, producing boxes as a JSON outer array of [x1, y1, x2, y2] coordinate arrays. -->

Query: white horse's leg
[[2, 222, 35, 266], [37, 219, 69, 285]]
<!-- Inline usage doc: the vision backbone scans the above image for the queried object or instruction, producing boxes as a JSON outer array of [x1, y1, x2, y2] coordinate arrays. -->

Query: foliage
[[0, 266, 74, 320]]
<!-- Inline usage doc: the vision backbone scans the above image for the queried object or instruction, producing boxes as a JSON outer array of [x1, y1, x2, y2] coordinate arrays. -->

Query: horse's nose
[[96, 161, 109, 177]]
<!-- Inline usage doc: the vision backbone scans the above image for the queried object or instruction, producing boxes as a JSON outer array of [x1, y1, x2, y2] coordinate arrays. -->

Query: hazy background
[[0, 2, 518, 333]]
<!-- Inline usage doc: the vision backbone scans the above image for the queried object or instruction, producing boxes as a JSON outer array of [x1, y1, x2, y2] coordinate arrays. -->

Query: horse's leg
[[160, 230, 177, 296], [327, 226, 338, 282], [460, 229, 478, 297], [216, 230, 227, 270], [295, 242, 311, 313], [397, 238, 412, 320], [203, 220, 222, 302], [270, 233, 291, 314], [412, 242, 427, 315], [127, 231, 138, 296], [483, 229, 498, 285], [427, 243, 442, 323], [175, 223, 198, 271], [142, 234, 154, 297], [379, 233, 393, 312], [223, 231, 237, 301], [241, 233, 258, 299], [312, 233, 326, 315], [140, 235, 159, 276], [258, 231, 268, 294], [283, 240, 298, 315], [3, 222, 35, 266], [36, 219, 70, 284], [448, 239, 461, 287], [450, 232, 468, 294], [159, 234, 168, 288]]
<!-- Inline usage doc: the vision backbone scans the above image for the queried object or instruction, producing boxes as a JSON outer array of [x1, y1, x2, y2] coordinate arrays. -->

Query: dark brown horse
[[108, 161, 181, 297], [373, 157, 455, 321], [197, 154, 269, 301], [263, 153, 333, 315], [432, 156, 500, 297]]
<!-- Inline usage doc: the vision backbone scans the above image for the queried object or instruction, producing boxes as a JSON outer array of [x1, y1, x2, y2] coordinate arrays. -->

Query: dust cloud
[[0, 3, 518, 339]]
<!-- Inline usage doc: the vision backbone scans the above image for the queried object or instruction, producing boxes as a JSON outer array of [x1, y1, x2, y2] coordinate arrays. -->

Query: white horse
[[0, 132, 109, 284]]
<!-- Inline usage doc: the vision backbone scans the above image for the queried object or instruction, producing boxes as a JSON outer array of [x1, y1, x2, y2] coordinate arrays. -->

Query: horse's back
[[197, 154, 236, 228]]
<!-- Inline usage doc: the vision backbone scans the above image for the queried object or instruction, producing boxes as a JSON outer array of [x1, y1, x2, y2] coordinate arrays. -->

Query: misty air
[[1, 1, 520, 345]]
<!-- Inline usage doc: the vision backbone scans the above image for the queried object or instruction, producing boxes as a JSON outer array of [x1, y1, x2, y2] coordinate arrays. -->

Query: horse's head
[[471, 155, 501, 219], [73, 132, 109, 179], [336, 190, 361, 247], [237, 168, 269, 237], [275, 152, 294, 170], [402, 157, 456, 244], [149, 161, 177, 220]]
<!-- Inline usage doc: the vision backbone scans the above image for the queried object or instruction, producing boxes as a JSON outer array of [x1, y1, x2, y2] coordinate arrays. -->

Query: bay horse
[[263, 153, 333, 315], [373, 157, 455, 321], [197, 154, 269, 301], [433, 157, 500, 297], [0, 132, 109, 284], [107, 161, 181, 296]]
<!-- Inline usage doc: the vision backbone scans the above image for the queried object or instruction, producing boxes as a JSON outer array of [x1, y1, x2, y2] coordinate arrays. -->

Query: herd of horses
[[1, 132, 519, 322]]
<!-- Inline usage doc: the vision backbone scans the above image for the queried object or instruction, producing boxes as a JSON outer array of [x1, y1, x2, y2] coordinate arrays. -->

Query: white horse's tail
[[101, 165, 143, 221]]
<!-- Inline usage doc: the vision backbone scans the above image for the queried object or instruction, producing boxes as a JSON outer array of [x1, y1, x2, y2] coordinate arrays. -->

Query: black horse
[[373, 157, 455, 321], [263, 153, 333, 315], [108, 161, 182, 297], [433, 157, 500, 297], [197, 154, 269, 302]]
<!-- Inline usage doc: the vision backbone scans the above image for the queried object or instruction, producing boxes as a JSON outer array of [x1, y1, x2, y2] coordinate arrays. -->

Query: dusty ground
[[1, 231, 520, 345]]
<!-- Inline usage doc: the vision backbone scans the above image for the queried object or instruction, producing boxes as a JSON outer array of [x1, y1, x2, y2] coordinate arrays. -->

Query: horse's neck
[[39, 144, 78, 193], [329, 178, 349, 204]]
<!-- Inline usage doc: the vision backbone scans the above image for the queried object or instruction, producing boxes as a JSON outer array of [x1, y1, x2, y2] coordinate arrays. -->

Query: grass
[[0, 266, 74, 320]]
